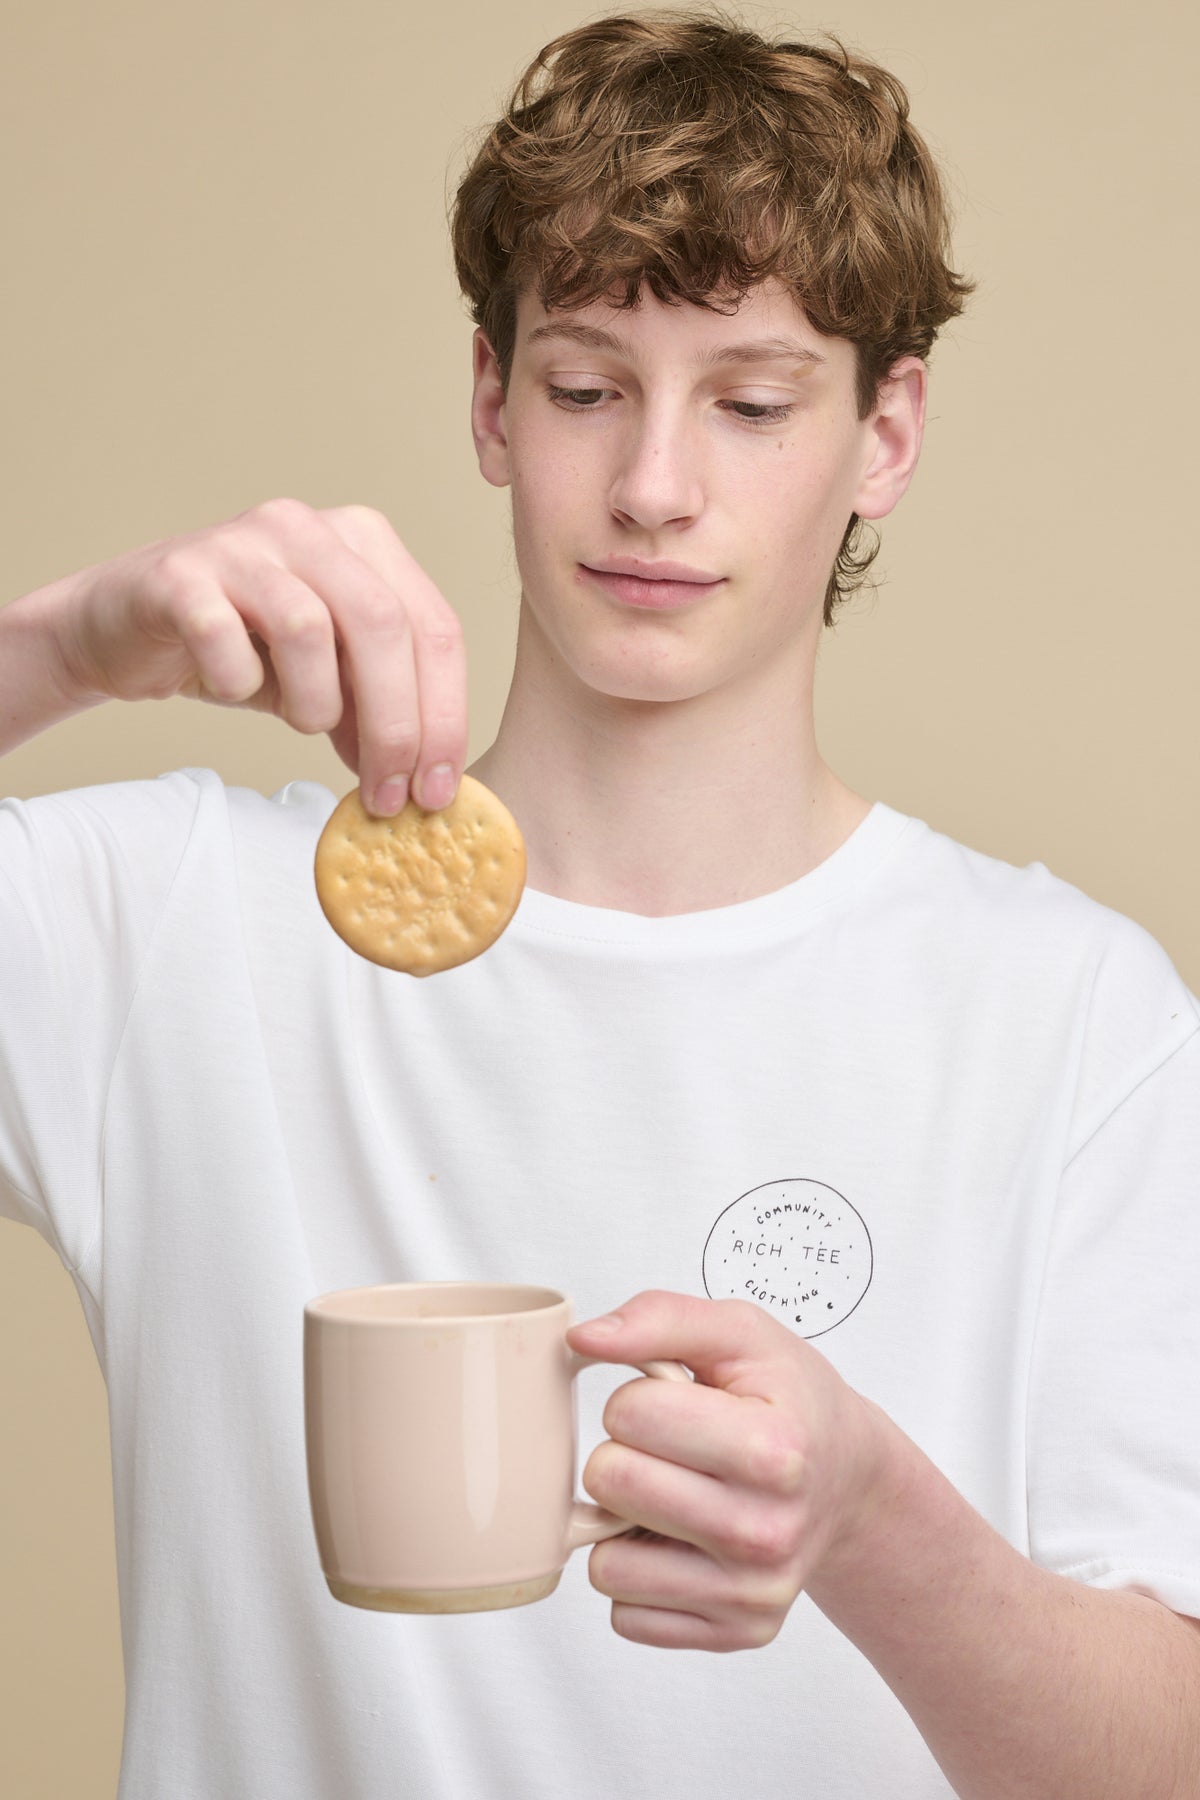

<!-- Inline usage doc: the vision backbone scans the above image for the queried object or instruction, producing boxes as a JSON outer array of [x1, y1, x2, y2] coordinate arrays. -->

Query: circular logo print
[[702, 1178, 873, 1338]]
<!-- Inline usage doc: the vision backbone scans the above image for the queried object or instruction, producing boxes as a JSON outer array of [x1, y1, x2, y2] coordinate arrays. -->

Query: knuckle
[[601, 1382, 637, 1437], [745, 1427, 806, 1497], [326, 501, 387, 533], [722, 1509, 792, 1567], [151, 549, 201, 602], [349, 585, 410, 637], [253, 495, 314, 533], [380, 716, 422, 750], [371, 724, 422, 769], [420, 609, 465, 652], [726, 1297, 769, 1332], [742, 1572, 797, 1618], [302, 700, 344, 735], [272, 602, 329, 648], [178, 600, 229, 644], [734, 1613, 784, 1651], [582, 1441, 619, 1502], [587, 1540, 616, 1593]]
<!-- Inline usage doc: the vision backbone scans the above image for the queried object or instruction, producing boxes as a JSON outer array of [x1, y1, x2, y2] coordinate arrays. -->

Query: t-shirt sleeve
[[0, 772, 204, 1275], [1026, 936, 1200, 1619]]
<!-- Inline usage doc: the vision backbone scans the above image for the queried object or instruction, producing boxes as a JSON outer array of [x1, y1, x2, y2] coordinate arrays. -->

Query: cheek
[[737, 458, 832, 544], [757, 448, 860, 543], [509, 447, 589, 542]]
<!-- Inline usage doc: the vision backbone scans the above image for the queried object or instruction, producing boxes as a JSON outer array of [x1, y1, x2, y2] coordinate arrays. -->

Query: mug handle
[[564, 1351, 693, 1552]]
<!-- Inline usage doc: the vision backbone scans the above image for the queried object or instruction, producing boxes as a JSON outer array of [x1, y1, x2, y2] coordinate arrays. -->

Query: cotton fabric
[[1, 768, 1197, 1799]]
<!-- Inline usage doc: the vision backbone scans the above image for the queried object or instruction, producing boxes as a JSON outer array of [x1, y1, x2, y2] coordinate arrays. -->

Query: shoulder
[[898, 809, 1190, 993], [896, 809, 1199, 1143], [1, 765, 207, 846], [1, 765, 339, 857], [0, 767, 340, 922], [0, 770, 212, 929]]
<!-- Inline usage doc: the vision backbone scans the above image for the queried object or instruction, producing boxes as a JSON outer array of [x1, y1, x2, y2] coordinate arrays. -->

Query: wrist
[[0, 574, 106, 754], [807, 1392, 925, 1608], [33, 569, 106, 705]]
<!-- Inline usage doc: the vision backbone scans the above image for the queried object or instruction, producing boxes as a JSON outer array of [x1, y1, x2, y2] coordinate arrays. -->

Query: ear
[[852, 356, 927, 522], [470, 329, 512, 489]]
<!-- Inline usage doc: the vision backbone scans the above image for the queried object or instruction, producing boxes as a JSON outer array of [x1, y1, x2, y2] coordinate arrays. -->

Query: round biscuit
[[314, 775, 526, 976]]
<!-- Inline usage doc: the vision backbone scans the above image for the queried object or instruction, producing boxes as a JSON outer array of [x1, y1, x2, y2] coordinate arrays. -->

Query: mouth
[[579, 564, 726, 611]]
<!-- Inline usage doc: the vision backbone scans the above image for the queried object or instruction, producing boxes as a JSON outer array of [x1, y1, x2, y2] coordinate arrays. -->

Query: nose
[[607, 402, 705, 530]]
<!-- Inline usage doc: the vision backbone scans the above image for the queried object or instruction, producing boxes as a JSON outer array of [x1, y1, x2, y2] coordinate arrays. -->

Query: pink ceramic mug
[[303, 1281, 691, 1614]]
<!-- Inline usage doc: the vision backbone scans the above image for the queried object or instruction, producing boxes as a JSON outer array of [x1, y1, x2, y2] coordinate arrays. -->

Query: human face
[[471, 278, 924, 709]]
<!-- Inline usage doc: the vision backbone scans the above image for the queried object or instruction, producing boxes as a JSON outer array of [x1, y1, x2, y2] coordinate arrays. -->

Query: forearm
[[809, 1402, 1200, 1800], [0, 576, 102, 756]]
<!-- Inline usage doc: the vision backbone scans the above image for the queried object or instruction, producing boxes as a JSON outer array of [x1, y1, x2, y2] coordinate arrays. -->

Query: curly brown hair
[[449, 6, 976, 624]]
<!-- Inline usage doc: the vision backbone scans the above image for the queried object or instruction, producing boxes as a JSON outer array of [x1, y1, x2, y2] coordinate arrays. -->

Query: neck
[[466, 607, 871, 917]]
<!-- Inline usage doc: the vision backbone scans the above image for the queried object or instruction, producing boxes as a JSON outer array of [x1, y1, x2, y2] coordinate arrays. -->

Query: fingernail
[[420, 764, 456, 810], [372, 775, 409, 816]]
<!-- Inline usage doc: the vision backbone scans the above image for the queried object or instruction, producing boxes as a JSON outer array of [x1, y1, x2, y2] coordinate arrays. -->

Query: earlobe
[[853, 357, 927, 522], [470, 329, 512, 490]]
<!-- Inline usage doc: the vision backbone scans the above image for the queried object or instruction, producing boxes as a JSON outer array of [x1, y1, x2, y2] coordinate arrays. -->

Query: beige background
[[1, 0, 1196, 1790]]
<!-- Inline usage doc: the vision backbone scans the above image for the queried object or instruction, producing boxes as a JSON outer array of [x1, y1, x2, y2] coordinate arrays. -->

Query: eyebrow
[[525, 322, 828, 371]]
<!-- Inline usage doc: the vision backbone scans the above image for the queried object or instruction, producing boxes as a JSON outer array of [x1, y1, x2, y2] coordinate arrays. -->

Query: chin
[[574, 648, 723, 707], [522, 594, 737, 704]]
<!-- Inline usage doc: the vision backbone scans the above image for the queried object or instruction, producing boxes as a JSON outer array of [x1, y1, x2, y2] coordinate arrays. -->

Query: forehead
[[514, 279, 850, 374]]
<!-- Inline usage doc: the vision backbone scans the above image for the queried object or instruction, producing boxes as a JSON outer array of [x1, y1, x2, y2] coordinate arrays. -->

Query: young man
[[2, 11, 1199, 1798]]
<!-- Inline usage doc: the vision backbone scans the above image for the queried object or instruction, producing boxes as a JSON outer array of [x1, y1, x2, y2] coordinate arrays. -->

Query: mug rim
[[304, 1281, 568, 1325]]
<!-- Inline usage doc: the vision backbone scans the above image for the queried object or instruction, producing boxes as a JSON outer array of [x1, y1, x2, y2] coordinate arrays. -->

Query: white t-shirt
[[1, 768, 1197, 1800]]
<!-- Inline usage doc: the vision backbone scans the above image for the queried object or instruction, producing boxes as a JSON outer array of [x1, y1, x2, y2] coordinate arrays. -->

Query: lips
[[584, 557, 722, 583], [580, 562, 725, 611]]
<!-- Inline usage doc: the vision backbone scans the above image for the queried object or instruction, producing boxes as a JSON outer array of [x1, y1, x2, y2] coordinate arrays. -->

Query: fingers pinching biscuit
[[314, 775, 526, 976]]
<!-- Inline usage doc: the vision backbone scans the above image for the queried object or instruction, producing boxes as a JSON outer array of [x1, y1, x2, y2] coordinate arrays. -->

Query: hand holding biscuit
[[33, 496, 468, 816]]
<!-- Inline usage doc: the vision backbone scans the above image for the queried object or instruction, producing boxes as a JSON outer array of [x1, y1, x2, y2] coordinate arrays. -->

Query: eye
[[545, 384, 795, 427], [722, 401, 794, 425], [547, 384, 610, 409]]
